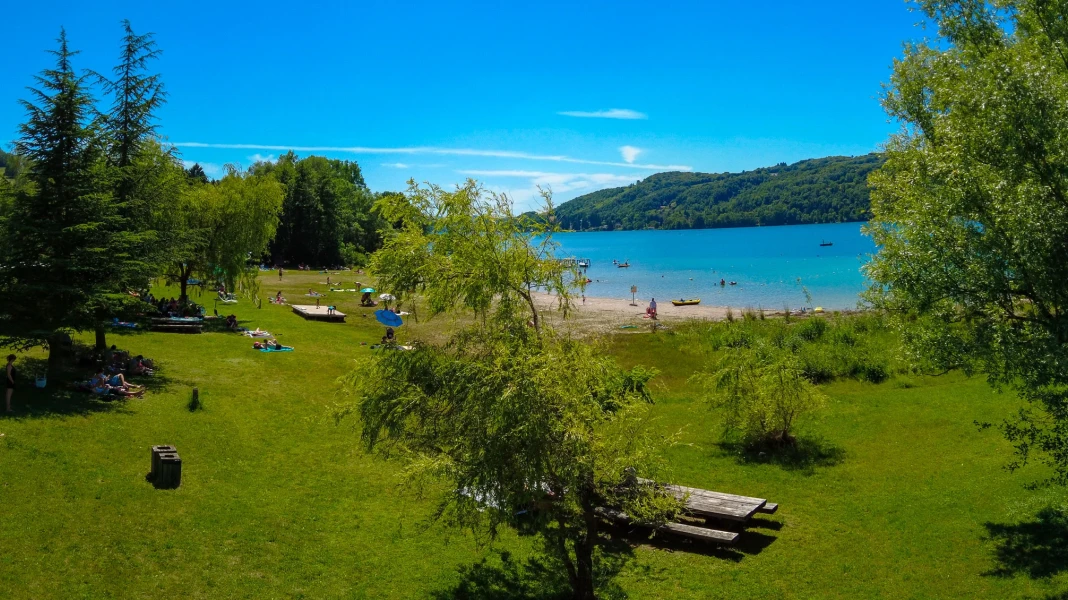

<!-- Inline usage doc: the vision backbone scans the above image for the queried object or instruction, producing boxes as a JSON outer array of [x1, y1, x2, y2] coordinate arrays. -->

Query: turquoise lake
[[551, 222, 876, 310]]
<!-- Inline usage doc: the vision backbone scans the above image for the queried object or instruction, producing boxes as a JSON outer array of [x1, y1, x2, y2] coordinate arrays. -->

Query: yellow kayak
[[671, 299, 701, 306]]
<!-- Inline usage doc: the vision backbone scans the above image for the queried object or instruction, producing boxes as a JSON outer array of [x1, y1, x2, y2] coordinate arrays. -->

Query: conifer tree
[[87, 20, 175, 349], [0, 29, 123, 371]]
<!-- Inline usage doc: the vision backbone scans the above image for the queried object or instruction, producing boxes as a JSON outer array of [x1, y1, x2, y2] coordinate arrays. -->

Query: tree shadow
[[983, 506, 1068, 579], [432, 538, 636, 600], [716, 435, 846, 475], [600, 515, 778, 561], [0, 354, 182, 420]]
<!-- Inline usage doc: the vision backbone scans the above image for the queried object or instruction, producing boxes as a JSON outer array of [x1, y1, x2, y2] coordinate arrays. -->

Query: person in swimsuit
[[5, 354, 15, 413]]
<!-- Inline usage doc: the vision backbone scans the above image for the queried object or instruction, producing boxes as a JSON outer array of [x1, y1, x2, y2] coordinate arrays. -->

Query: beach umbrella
[[374, 310, 403, 327], [379, 293, 396, 301], [360, 287, 376, 293]]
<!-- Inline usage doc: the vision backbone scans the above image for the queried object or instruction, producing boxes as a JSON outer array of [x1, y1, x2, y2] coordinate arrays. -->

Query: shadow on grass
[[716, 435, 846, 475], [983, 506, 1068, 579], [433, 539, 635, 600], [0, 355, 183, 420], [600, 516, 777, 561]]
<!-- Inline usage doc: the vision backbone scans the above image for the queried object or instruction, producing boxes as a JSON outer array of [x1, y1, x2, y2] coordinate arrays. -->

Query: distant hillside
[[555, 154, 884, 231]]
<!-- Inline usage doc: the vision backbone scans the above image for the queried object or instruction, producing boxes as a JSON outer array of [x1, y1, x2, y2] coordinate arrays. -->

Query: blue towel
[[259, 347, 294, 353]]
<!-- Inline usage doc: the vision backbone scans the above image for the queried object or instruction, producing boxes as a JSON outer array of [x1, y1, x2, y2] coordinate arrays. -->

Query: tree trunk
[[573, 491, 599, 600], [95, 324, 107, 351], [47, 332, 72, 378], [179, 264, 191, 304]]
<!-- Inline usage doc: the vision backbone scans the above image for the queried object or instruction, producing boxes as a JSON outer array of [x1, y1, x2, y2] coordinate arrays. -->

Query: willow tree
[[168, 168, 283, 302], [866, 0, 1068, 482], [340, 181, 677, 599]]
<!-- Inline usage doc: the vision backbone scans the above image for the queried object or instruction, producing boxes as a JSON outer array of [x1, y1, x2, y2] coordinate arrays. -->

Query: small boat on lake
[[819, 240, 833, 247], [671, 299, 701, 306], [617, 261, 630, 268]]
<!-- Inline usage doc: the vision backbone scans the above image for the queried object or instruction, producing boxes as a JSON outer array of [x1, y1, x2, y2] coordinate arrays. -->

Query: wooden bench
[[596, 507, 739, 545], [149, 323, 202, 334]]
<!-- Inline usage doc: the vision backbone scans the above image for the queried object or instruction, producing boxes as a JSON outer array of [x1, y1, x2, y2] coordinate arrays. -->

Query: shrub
[[696, 345, 827, 447], [795, 317, 828, 342]]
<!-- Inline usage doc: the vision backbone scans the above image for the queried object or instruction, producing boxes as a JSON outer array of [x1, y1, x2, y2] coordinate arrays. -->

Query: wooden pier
[[292, 305, 346, 322]]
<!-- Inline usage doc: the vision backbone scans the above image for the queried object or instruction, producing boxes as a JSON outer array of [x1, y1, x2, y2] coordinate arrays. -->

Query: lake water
[[551, 222, 876, 310]]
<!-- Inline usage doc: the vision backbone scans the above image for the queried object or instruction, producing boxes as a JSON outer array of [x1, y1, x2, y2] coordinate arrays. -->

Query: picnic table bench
[[150, 317, 203, 334], [598, 479, 780, 546], [596, 507, 740, 545]]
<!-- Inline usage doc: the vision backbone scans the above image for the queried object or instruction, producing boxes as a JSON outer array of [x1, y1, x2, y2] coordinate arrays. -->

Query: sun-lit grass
[[0, 271, 1065, 598]]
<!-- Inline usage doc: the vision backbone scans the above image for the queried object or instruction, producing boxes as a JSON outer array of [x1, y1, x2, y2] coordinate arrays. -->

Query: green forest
[[554, 154, 884, 231]]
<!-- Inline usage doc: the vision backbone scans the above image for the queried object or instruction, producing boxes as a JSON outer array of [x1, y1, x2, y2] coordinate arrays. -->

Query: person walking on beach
[[5, 354, 15, 413]]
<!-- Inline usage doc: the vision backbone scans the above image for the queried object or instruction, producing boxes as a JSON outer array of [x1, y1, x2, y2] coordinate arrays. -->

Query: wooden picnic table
[[638, 478, 778, 522]]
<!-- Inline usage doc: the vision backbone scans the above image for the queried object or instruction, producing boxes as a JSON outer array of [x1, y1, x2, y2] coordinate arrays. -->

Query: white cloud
[[248, 153, 276, 164], [458, 169, 642, 194], [382, 162, 410, 169], [558, 108, 648, 120], [172, 141, 690, 171], [619, 145, 641, 164]]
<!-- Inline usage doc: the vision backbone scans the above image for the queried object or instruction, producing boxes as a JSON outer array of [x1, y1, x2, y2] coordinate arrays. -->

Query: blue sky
[[1, 1, 925, 209]]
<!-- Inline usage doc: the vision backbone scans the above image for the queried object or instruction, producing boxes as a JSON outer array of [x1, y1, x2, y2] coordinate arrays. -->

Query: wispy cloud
[[458, 169, 642, 194], [172, 141, 689, 171], [558, 108, 648, 120], [382, 162, 410, 169], [619, 145, 641, 164], [248, 153, 276, 164]]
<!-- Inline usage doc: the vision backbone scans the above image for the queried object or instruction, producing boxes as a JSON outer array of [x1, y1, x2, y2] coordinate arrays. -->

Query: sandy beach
[[533, 291, 746, 333]]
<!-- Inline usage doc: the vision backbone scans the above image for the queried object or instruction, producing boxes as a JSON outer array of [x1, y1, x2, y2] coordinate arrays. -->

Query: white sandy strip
[[532, 292, 736, 323]]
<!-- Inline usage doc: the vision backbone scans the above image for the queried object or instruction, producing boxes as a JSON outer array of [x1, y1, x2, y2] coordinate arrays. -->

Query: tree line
[[554, 154, 884, 231], [0, 24, 385, 369]]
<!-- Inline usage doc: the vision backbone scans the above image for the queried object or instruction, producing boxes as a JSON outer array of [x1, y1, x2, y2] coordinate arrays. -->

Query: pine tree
[[0, 30, 126, 372], [79, 20, 176, 349]]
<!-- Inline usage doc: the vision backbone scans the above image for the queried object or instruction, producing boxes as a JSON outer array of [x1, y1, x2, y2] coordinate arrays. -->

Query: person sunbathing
[[108, 372, 143, 391]]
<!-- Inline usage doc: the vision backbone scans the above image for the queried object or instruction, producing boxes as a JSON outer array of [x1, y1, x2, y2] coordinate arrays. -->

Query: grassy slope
[[0, 272, 1064, 598]]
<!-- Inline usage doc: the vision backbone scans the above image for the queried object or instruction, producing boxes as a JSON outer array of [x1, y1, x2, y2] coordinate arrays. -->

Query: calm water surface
[[551, 222, 875, 310]]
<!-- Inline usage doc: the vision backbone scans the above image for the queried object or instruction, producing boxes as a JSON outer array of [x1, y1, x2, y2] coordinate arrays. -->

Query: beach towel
[[243, 331, 272, 338], [259, 346, 294, 353]]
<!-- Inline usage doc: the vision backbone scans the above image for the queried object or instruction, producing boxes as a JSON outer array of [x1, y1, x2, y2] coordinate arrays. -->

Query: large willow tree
[[866, 0, 1068, 482], [168, 168, 283, 301], [340, 181, 677, 599]]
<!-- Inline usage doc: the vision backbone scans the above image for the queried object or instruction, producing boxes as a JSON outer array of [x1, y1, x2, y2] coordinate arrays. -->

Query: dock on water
[[291, 305, 346, 322]]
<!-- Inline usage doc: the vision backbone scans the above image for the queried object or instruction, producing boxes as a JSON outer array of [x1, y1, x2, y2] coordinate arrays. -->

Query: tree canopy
[[166, 168, 283, 301], [253, 152, 383, 267], [0, 29, 145, 366], [866, 0, 1068, 483], [555, 154, 883, 231]]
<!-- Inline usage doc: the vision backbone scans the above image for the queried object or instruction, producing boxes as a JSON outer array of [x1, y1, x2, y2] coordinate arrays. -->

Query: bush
[[795, 317, 828, 342], [696, 346, 827, 447]]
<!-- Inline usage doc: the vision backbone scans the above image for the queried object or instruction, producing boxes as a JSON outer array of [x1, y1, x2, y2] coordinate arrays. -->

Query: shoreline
[[533, 292, 860, 330]]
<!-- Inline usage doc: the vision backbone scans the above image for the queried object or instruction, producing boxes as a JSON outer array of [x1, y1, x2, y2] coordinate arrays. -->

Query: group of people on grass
[[73, 345, 154, 399]]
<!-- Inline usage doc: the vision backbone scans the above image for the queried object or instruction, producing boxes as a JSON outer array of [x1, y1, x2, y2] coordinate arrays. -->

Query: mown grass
[[0, 271, 1065, 598]]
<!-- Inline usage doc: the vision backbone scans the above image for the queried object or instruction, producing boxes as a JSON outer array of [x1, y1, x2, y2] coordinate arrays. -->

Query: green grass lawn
[[0, 271, 1065, 598]]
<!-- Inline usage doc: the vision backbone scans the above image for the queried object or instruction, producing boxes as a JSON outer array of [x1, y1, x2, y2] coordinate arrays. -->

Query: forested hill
[[555, 154, 884, 231]]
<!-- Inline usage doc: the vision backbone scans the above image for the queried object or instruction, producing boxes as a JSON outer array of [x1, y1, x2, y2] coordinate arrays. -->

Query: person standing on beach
[[5, 354, 15, 413], [278, 267, 284, 281], [648, 298, 657, 320]]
